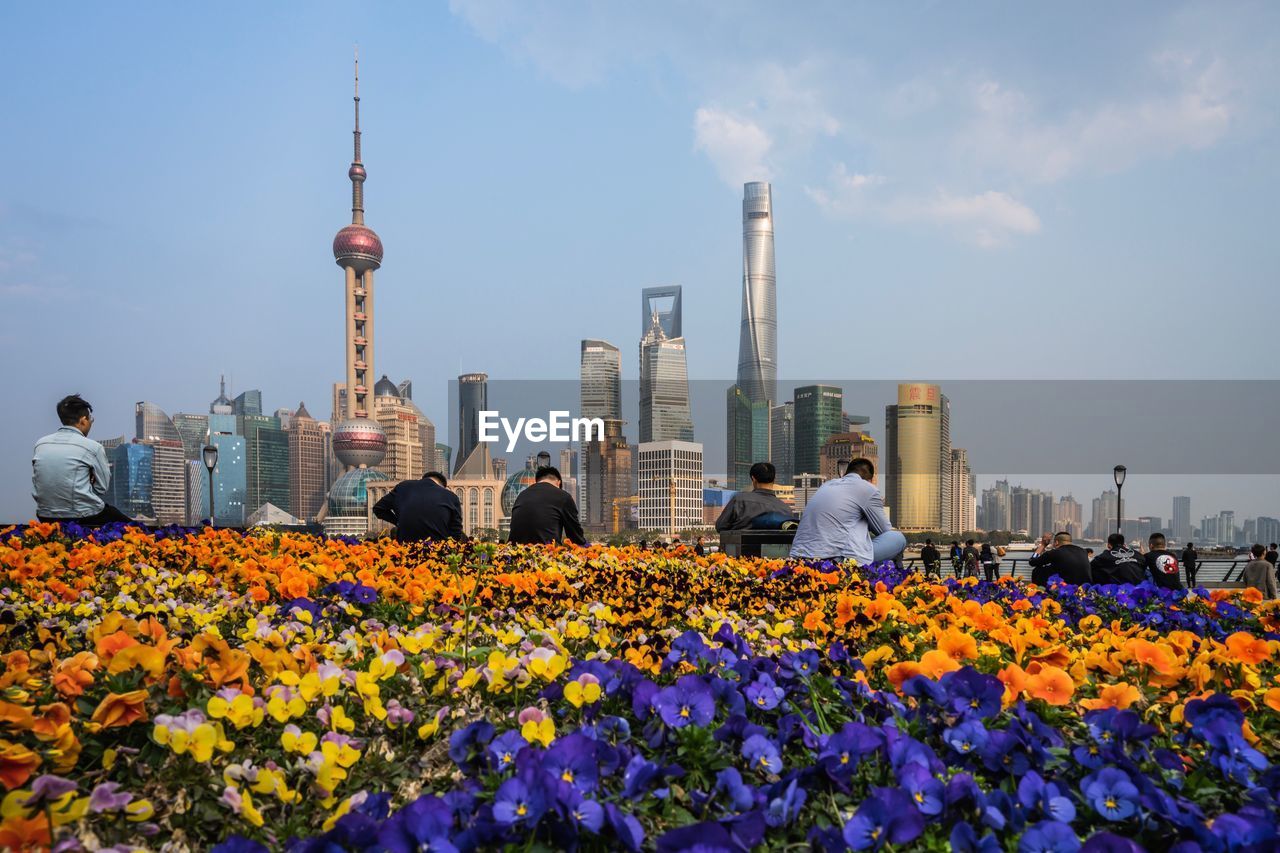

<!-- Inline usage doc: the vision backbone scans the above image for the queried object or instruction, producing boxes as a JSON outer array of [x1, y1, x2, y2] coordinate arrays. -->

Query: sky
[[2, 2, 1278, 523]]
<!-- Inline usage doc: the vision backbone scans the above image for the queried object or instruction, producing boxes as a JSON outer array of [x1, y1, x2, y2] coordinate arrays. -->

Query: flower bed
[[1, 523, 1278, 852]]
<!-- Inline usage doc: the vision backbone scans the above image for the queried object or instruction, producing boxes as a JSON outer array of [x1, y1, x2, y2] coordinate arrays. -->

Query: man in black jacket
[[715, 462, 794, 531], [1181, 542, 1199, 588], [507, 466, 587, 546], [1145, 533, 1184, 591], [372, 471, 466, 543], [1028, 531, 1092, 586], [919, 539, 942, 578], [1091, 533, 1146, 584]]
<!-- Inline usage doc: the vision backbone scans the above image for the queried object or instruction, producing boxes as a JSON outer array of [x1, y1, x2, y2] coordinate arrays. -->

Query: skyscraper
[[637, 440, 704, 533], [207, 414, 246, 526], [455, 373, 489, 474], [210, 375, 233, 415], [583, 419, 633, 532], [373, 376, 427, 482], [639, 314, 693, 443], [725, 386, 769, 490], [106, 443, 154, 520], [580, 340, 622, 421], [326, 53, 390, 535], [948, 448, 976, 534], [1089, 489, 1117, 539], [883, 383, 951, 532], [769, 402, 794, 485], [135, 402, 187, 526], [173, 413, 210, 461], [737, 182, 777, 406], [641, 286, 683, 340], [794, 385, 844, 477], [1172, 496, 1192, 543], [287, 403, 328, 522], [1056, 494, 1083, 538], [242, 414, 290, 515], [232, 390, 263, 417], [820, 431, 878, 482], [980, 479, 1011, 532]]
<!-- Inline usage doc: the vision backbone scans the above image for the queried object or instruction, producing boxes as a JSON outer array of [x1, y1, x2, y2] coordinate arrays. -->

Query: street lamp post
[[1113, 465, 1127, 537], [203, 444, 219, 529]]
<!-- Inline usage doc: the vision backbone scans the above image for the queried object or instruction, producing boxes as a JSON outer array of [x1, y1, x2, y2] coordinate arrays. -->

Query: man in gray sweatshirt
[[715, 462, 794, 531], [1243, 543, 1277, 600]]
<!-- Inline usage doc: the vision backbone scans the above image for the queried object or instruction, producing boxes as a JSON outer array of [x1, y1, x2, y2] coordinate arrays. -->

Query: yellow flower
[[564, 679, 602, 708], [526, 649, 567, 682], [521, 716, 555, 747], [281, 726, 318, 754], [330, 705, 355, 733], [125, 798, 154, 822]]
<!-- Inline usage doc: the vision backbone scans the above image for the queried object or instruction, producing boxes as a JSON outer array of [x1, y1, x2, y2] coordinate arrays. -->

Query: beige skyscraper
[[948, 448, 976, 534], [884, 383, 951, 532], [372, 376, 425, 482], [287, 403, 328, 522], [819, 431, 878, 482], [583, 419, 633, 532], [135, 402, 187, 526]]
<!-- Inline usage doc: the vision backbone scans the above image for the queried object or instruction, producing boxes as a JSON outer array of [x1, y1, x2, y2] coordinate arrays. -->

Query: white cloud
[[693, 108, 773, 187]]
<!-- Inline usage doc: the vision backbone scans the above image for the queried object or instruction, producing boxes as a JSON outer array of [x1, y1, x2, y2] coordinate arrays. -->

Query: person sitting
[[919, 538, 941, 577], [1090, 533, 1147, 584], [372, 471, 465, 543], [789, 457, 906, 565], [32, 394, 132, 526], [507, 466, 587, 546], [714, 462, 795, 531], [1243, 544, 1277, 600], [1028, 531, 1092, 586], [1144, 533, 1184, 591]]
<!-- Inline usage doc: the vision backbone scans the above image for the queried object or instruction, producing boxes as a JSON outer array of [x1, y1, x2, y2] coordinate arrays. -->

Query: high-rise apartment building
[[1219, 510, 1236, 546], [135, 402, 187, 526], [106, 443, 155, 520], [792, 474, 824, 514], [639, 314, 693, 443], [883, 383, 951, 532], [819, 432, 878, 482], [1089, 489, 1118, 539], [794, 385, 844, 478], [637, 440, 703, 533], [1256, 516, 1280, 546], [583, 419, 633, 532], [1172, 496, 1192, 543], [287, 403, 328, 522], [980, 479, 1011, 532], [1056, 494, 1083, 538], [455, 373, 489, 475], [948, 448, 976, 534], [769, 402, 794, 485], [737, 182, 777, 406]]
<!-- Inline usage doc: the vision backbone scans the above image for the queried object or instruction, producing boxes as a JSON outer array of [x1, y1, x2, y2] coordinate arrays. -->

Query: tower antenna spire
[[349, 45, 365, 224]]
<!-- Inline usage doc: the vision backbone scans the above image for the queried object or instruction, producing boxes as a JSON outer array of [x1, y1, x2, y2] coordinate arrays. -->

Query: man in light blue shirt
[[789, 457, 906, 565], [32, 394, 131, 525]]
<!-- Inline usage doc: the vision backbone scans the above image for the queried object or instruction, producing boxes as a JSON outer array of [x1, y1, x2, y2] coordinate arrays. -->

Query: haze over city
[[3, 1, 1279, 524]]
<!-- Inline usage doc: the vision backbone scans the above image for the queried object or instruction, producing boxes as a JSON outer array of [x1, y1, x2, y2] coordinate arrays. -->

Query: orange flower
[[30, 703, 71, 741], [0, 740, 42, 790], [1264, 687, 1280, 713], [918, 649, 962, 680], [885, 661, 923, 690], [0, 701, 35, 731], [1080, 682, 1142, 711], [935, 629, 978, 663], [803, 608, 830, 634], [52, 651, 98, 699], [0, 813, 51, 849], [87, 690, 149, 732], [998, 663, 1030, 702], [1026, 665, 1075, 706], [1124, 638, 1178, 676], [1224, 633, 1271, 666]]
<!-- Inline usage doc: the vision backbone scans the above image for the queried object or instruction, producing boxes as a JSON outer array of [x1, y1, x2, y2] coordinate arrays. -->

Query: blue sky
[[2, 2, 1278, 522]]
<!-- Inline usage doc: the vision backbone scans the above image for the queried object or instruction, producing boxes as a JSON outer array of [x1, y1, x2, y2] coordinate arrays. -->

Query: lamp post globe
[[203, 444, 219, 528], [1113, 465, 1127, 536]]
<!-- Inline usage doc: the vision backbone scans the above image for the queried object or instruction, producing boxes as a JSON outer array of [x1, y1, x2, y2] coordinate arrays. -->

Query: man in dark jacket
[[1145, 533, 1184, 591], [1181, 543, 1199, 587], [507, 466, 587, 546], [372, 471, 465, 543], [715, 462, 794, 531], [1028, 531, 1092, 586], [1090, 533, 1147, 584], [919, 539, 942, 577]]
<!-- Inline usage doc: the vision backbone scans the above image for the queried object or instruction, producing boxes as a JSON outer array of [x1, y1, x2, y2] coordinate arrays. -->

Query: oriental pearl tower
[[327, 52, 389, 530]]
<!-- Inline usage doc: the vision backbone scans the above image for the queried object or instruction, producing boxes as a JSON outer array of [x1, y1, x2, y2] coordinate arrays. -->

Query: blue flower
[[942, 667, 1005, 719], [897, 764, 944, 816], [542, 733, 600, 792], [714, 767, 756, 812], [744, 674, 786, 711], [211, 837, 270, 853], [1018, 820, 1080, 853], [944, 720, 989, 756], [447, 721, 495, 773], [656, 821, 739, 853], [1080, 832, 1146, 852], [950, 821, 1002, 853], [742, 734, 783, 775], [1017, 771, 1076, 823], [1081, 768, 1139, 822], [653, 675, 717, 728], [842, 787, 924, 851], [487, 730, 527, 771], [492, 774, 549, 827], [764, 777, 806, 827], [376, 795, 458, 853], [605, 802, 646, 852]]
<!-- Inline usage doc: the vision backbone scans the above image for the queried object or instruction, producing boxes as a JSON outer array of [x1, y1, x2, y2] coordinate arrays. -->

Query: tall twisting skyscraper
[[738, 182, 777, 406], [327, 52, 389, 534]]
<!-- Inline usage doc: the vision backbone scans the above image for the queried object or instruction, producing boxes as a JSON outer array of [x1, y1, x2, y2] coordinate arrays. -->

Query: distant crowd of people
[[29, 393, 1280, 600]]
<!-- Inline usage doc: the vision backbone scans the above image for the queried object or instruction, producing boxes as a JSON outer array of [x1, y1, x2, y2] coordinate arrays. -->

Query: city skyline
[[4, 4, 1280, 522]]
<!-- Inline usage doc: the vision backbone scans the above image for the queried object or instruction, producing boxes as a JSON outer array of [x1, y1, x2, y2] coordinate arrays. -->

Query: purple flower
[[742, 734, 782, 775], [765, 777, 806, 827], [842, 787, 924, 850], [1018, 771, 1076, 823], [210, 838, 270, 853], [950, 821, 1002, 853], [744, 673, 786, 711], [376, 795, 457, 853], [943, 667, 1005, 719], [944, 720, 989, 756], [492, 774, 549, 827], [1081, 768, 1139, 822], [542, 733, 600, 792], [898, 764, 945, 816], [487, 730, 527, 771], [564, 790, 605, 833], [605, 802, 646, 852], [1080, 832, 1145, 853], [653, 675, 716, 728], [22, 775, 77, 808], [656, 821, 739, 853], [88, 782, 133, 813], [1018, 820, 1080, 853]]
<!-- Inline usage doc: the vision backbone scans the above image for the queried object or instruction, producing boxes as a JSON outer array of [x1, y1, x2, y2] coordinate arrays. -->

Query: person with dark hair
[[980, 542, 997, 582], [715, 461, 794, 531], [949, 541, 963, 578], [1266, 543, 1278, 568], [1181, 542, 1199, 588], [1091, 533, 1147, 585], [961, 539, 979, 578], [919, 538, 941, 578], [1144, 532, 1184, 591], [790, 457, 906, 564], [32, 394, 133, 526], [372, 471, 465, 543], [507, 466, 587, 546], [1028, 531, 1092, 586], [694, 535, 706, 557], [1243, 544, 1277, 600]]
